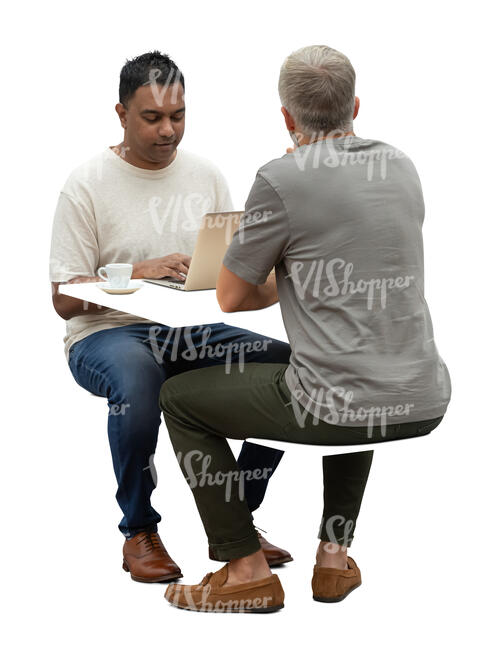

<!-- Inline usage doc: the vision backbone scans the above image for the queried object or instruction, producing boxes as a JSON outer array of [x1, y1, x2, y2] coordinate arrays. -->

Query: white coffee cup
[[97, 263, 133, 288]]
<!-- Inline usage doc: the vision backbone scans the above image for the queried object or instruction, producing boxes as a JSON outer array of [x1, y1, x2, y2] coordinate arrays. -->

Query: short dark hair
[[119, 50, 185, 107]]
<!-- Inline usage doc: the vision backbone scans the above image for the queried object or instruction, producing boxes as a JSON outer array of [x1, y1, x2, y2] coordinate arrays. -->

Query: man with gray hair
[[279, 44, 357, 139], [160, 45, 451, 612]]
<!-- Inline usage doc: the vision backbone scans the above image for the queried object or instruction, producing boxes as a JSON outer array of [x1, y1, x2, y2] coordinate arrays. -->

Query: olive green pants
[[160, 363, 443, 561]]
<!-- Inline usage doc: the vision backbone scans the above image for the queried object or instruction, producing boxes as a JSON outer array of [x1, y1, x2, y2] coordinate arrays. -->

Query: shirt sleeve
[[222, 172, 290, 285], [49, 190, 99, 282]]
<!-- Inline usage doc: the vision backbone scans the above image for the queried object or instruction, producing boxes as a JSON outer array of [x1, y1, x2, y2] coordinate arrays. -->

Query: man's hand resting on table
[[132, 253, 192, 280]]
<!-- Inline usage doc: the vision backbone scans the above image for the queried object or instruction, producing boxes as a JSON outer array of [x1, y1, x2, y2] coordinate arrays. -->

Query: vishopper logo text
[[108, 402, 131, 416], [284, 257, 415, 309], [146, 193, 214, 235], [167, 583, 274, 612], [175, 449, 273, 503], [144, 325, 273, 374], [289, 129, 408, 180], [147, 199, 272, 244], [236, 210, 272, 243], [146, 67, 184, 106], [319, 515, 355, 547], [143, 453, 158, 487], [286, 383, 415, 437]]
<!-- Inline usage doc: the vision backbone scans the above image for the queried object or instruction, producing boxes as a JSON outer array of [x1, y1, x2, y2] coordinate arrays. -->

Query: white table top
[[59, 281, 288, 342]]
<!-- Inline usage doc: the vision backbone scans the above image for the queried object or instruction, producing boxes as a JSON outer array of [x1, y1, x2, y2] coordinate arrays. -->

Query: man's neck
[[297, 130, 355, 147]]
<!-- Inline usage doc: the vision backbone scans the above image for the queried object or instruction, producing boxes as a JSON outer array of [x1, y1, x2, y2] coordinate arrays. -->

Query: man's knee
[[159, 374, 187, 415], [106, 373, 163, 433]]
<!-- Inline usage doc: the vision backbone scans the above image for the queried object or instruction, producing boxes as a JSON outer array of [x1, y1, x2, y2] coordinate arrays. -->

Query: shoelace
[[255, 525, 268, 539], [137, 532, 165, 554]]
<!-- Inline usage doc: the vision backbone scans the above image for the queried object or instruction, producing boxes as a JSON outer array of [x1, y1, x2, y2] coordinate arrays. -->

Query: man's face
[[118, 82, 185, 165]]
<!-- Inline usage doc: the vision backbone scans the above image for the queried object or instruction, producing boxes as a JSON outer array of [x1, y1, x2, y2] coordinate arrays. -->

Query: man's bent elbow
[[52, 297, 71, 320], [51, 284, 72, 320], [217, 296, 238, 313]]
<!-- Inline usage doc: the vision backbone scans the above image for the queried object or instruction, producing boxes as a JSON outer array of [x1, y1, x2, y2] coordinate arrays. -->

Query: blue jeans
[[68, 321, 290, 537]]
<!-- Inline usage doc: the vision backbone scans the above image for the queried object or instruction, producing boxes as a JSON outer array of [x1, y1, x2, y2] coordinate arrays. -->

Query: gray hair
[[278, 45, 356, 137]]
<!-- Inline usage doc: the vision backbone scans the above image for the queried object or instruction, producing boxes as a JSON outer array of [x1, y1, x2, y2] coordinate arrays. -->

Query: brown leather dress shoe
[[311, 556, 362, 602], [208, 529, 293, 567], [164, 564, 284, 613], [122, 531, 183, 583]]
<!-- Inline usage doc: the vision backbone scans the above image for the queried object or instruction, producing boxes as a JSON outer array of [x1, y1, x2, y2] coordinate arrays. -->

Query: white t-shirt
[[49, 147, 234, 360]]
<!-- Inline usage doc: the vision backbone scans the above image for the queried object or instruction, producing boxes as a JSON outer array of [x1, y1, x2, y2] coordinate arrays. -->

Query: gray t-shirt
[[223, 135, 451, 429]]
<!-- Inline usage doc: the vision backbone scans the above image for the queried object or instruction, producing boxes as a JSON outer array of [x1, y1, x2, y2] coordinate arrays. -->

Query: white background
[[2, 0, 489, 648]]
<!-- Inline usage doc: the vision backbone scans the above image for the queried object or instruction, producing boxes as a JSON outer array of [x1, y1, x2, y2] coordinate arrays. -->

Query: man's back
[[224, 135, 451, 428]]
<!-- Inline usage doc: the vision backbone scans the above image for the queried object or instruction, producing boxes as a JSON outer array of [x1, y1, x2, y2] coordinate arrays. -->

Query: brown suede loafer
[[122, 531, 183, 583], [209, 530, 293, 567], [312, 556, 362, 602], [165, 564, 284, 613]]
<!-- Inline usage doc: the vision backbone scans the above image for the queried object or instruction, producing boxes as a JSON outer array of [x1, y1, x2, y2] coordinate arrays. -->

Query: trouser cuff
[[318, 517, 354, 547], [209, 531, 261, 561], [124, 523, 158, 539], [318, 534, 353, 548]]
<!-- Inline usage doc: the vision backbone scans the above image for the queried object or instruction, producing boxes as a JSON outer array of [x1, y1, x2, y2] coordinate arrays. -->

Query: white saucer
[[96, 280, 144, 294]]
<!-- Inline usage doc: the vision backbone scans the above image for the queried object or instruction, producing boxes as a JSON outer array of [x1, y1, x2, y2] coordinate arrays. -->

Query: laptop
[[143, 211, 243, 291]]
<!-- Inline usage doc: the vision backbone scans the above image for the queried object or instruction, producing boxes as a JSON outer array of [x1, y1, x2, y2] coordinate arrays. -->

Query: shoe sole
[[168, 601, 284, 614], [313, 581, 361, 603], [122, 560, 183, 583], [208, 553, 293, 567], [267, 555, 294, 567]]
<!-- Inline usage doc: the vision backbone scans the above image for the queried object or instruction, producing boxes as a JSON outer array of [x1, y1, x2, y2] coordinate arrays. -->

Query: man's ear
[[353, 96, 360, 120], [281, 106, 296, 132], [115, 103, 127, 129]]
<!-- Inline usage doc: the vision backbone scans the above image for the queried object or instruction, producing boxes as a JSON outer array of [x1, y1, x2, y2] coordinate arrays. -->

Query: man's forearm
[[224, 274, 279, 312], [52, 278, 111, 320], [56, 294, 110, 320]]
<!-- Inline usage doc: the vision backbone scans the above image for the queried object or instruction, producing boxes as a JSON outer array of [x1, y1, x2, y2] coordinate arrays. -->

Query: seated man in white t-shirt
[[49, 51, 293, 583]]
